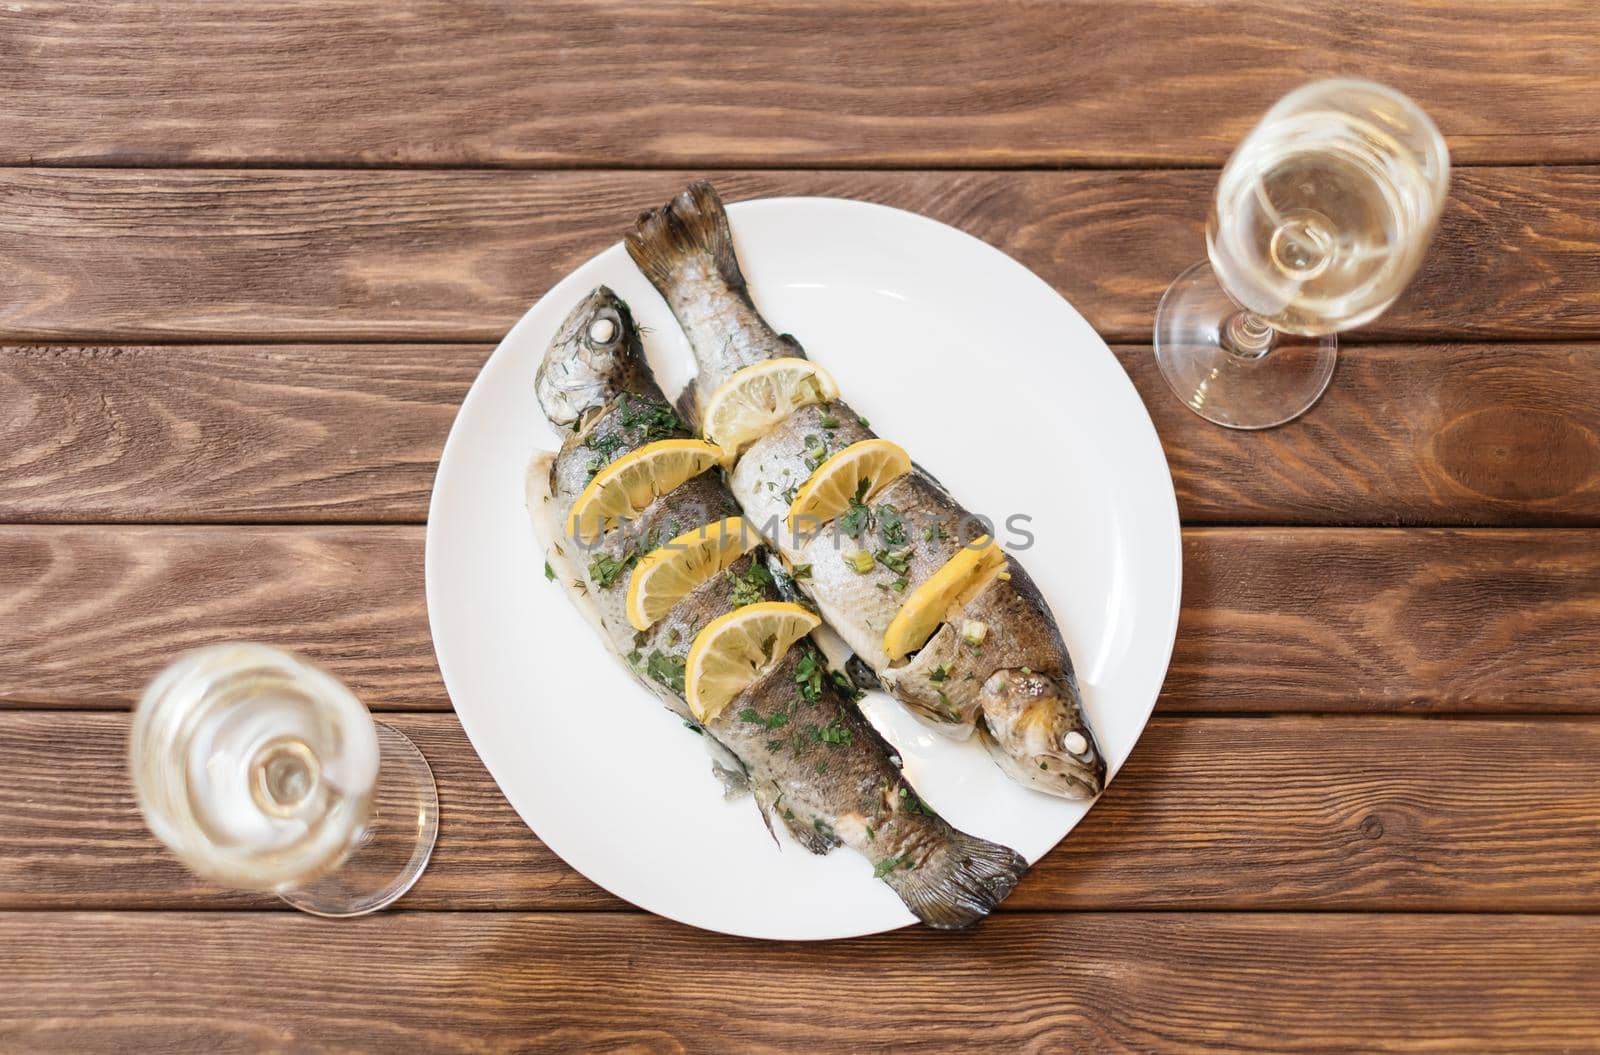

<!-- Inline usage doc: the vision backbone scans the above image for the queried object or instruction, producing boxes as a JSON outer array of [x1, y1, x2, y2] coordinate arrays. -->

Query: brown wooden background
[[3, 2, 1599, 1051]]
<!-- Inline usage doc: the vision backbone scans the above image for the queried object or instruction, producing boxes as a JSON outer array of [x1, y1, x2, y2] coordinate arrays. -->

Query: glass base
[[277, 721, 438, 917], [1153, 261, 1337, 430]]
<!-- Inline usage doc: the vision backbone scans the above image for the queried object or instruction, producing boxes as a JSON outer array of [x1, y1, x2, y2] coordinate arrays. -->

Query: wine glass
[[1154, 79, 1450, 429], [130, 643, 439, 917]]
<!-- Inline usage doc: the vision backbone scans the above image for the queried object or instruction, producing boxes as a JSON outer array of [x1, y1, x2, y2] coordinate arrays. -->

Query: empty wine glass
[[1154, 79, 1450, 429], [130, 643, 438, 917]]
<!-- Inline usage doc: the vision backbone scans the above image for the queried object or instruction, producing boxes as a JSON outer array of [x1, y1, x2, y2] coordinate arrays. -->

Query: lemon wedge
[[625, 517, 760, 631], [785, 438, 912, 536], [684, 601, 821, 722], [702, 358, 839, 458], [882, 536, 1007, 662], [566, 439, 722, 544]]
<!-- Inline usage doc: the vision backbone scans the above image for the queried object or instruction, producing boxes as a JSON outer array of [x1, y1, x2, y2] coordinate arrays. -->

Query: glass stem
[[1220, 310, 1277, 361]]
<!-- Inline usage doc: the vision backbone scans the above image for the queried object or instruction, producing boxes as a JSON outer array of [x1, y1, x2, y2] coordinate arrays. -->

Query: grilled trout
[[625, 182, 1107, 799], [533, 286, 1027, 928]]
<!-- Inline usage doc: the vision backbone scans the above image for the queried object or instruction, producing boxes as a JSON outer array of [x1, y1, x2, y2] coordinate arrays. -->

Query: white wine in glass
[[131, 643, 438, 917], [1154, 79, 1450, 429]]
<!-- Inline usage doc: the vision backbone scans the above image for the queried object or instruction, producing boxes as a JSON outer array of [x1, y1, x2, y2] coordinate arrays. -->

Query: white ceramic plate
[[426, 196, 1181, 940]]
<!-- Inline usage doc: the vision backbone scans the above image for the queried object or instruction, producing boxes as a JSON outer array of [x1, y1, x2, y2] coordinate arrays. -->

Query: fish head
[[977, 668, 1106, 798], [535, 286, 643, 428]]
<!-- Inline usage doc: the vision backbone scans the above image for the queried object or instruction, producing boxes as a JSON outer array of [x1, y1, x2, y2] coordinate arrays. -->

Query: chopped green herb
[[818, 413, 841, 429], [811, 720, 853, 745], [543, 560, 556, 582], [682, 720, 703, 735], [873, 854, 909, 879], [645, 650, 686, 693], [928, 663, 950, 683], [665, 627, 681, 647], [739, 708, 763, 724], [865, 824, 876, 841], [793, 650, 825, 702], [830, 670, 866, 702], [890, 576, 908, 592], [875, 546, 912, 575], [729, 559, 772, 606], [626, 649, 643, 668], [790, 563, 812, 581], [815, 759, 829, 774], [847, 550, 877, 574], [838, 478, 873, 538], [856, 414, 870, 428], [802, 433, 830, 471], [876, 504, 907, 546], [783, 807, 796, 821], [814, 818, 836, 841], [618, 395, 682, 443], [588, 549, 637, 589]]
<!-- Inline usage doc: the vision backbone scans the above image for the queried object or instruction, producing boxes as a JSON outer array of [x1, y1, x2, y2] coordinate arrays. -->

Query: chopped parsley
[[877, 504, 907, 547], [794, 650, 825, 702], [543, 560, 556, 582], [740, 707, 790, 731], [928, 663, 950, 683], [830, 670, 865, 702], [875, 546, 912, 576], [618, 395, 682, 442], [802, 433, 830, 471], [873, 854, 913, 878], [839, 479, 873, 539], [588, 549, 636, 589], [645, 650, 686, 694], [811, 720, 853, 746], [729, 559, 772, 606]]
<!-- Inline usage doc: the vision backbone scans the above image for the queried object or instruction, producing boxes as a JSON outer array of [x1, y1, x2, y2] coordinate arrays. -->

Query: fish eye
[[1063, 731, 1089, 756], [586, 313, 620, 347]]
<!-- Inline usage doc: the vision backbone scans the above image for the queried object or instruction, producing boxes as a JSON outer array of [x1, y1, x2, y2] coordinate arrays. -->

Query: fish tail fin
[[883, 829, 1028, 930], [626, 181, 747, 293]]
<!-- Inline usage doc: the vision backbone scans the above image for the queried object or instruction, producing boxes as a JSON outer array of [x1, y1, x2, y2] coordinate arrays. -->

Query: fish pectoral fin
[[751, 782, 784, 849], [779, 810, 839, 856]]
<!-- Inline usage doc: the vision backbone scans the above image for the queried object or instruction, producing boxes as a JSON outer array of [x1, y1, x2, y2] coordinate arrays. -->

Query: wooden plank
[[1170, 528, 1600, 712], [1, 526, 1595, 712], [8, 711, 1600, 913], [5, 911, 1599, 1052], [0, 169, 1597, 344], [0, 344, 482, 522], [6, 342, 1599, 526], [4, 1, 1600, 168]]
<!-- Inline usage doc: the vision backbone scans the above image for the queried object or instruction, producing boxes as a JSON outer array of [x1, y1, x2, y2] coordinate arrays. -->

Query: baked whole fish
[[533, 286, 1027, 928], [626, 182, 1107, 799]]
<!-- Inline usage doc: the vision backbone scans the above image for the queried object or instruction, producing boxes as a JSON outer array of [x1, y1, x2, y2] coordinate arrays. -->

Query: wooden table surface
[[4, 3, 1600, 1051]]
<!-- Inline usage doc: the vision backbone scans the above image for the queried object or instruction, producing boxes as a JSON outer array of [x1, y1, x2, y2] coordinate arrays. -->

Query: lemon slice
[[625, 517, 760, 631], [785, 438, 912, 535], [566, 439, 722, 543], [883, 536, 1007, 662], [702, 358, 839, 458], [685, 601, 821, 722]]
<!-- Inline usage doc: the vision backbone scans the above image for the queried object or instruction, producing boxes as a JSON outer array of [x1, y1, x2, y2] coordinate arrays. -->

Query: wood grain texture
[[2, 526, 1595, 712], [0, 344, 481, 522], [0, 168, 1597, 344], [1172, 528, 1600, 712], [6, 911, 1600, 1052], [7, 342, 1600, 526], [1134, 343, 1600, 527], [4, 1, 1600, 168], [8, 711, 1600, 913]]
